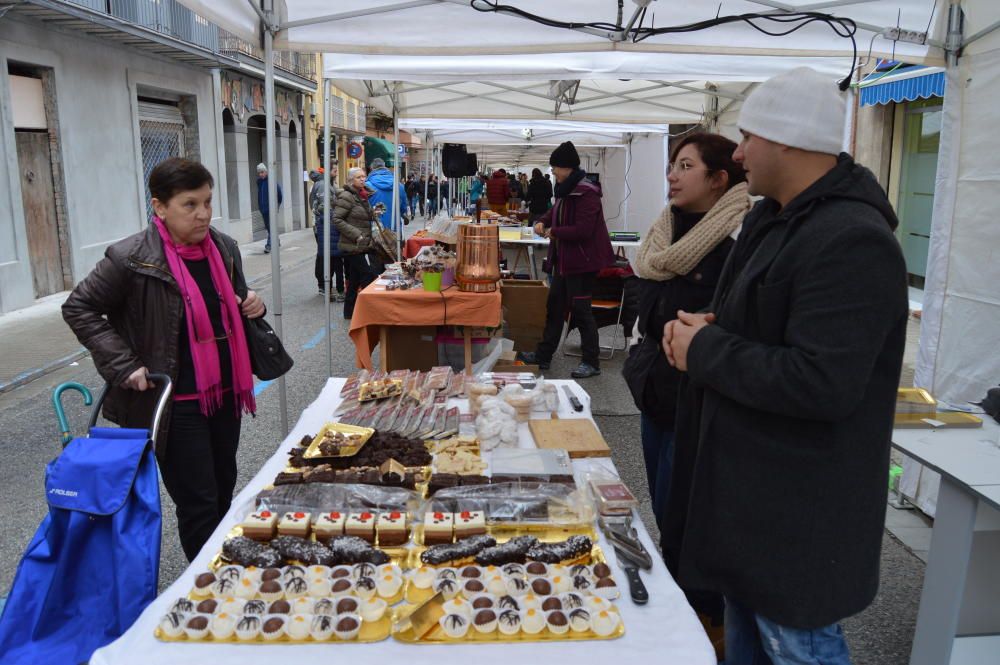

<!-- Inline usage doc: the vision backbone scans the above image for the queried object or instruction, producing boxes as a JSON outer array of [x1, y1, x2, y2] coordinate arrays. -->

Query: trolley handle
[[88, 373, 173, 441]]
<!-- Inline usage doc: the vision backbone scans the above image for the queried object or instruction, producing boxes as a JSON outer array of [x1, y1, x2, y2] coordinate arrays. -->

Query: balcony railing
[[61, 0, 316, 82], [218, 29, 317, 81]]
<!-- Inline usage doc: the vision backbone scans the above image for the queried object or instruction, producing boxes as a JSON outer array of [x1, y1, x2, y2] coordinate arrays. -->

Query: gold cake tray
[[303, 423, 376, 460]]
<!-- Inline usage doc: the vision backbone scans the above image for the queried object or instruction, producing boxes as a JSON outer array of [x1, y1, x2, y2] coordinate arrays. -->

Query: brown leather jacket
[[62, 224, 249, 457]]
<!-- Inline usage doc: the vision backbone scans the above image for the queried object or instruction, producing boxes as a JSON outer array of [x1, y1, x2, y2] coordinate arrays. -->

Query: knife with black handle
[[613, 544, 649, 605]]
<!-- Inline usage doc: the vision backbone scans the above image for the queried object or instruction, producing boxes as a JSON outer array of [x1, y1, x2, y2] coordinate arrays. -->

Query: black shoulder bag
[[243, 316, 294, 380]]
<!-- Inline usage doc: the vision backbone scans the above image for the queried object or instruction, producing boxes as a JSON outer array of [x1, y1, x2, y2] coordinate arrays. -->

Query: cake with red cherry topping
[[240, 510, 278, 541], [424, 511, 454, 545], [454, 510, 486, 539], [277, 511, 311, 538], [376, 511, 409, 546], [345, 512, 376, 543], [313, 511, 346, 542]]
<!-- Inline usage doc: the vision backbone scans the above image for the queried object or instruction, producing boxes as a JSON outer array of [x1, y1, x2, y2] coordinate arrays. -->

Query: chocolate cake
[[474, 536, 539, 566], [419, 534, 496, 566]]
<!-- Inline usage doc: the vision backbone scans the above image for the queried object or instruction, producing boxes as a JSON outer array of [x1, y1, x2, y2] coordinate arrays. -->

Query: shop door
[[16, 130, 64, 298], [896, 100, 942, 281]]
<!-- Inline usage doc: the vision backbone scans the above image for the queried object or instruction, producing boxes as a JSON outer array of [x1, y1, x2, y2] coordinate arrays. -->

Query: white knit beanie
[[738, 67, 846, 155]]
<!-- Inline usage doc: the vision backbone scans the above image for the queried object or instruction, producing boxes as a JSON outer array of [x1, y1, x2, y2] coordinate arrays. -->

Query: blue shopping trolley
[[0, 374, 172, 664]]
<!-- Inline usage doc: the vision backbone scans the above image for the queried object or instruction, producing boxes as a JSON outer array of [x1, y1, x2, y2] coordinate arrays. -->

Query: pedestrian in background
[[440, 178, 450, 216], [427, 175, 439, 217], [525, 167, 553, 222], [63, 157, 265, 561], [256, 163, 282, 253], [365, 157, 409, 231], [405, 174, 422, 221], [416, 175, 427, 217], [518, 142, 615, 379], [662, 67, 908, 664], [486, 169, 510, 213], [470, 173, 485, 222], [334, 167, 379, 319], [310, 169, 344, 301]]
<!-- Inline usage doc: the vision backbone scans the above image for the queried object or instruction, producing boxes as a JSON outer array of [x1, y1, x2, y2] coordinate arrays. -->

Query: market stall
[[349, 281, 502, 372], [90, 376, 715, 664]]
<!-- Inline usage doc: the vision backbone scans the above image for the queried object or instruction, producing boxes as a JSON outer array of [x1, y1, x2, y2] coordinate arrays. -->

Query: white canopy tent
[[174, 0, 1000, 435]]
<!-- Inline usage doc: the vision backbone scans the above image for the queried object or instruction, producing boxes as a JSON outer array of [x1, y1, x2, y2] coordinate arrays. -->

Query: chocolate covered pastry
[[325, 535, 391, 565], [273, 471, 304, 486], [474, 536, 539, 566], [525, 535, 593, 564], [420, 534, 497, 566], [221, 536, 283, 568], [271, 535, 337, 566]]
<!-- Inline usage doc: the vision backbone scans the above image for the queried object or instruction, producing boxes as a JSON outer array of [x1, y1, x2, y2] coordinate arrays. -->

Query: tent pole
[[436, 146, 442, 214], [392, 107, 402, 260], [323, 78, 333, 378], [423, 132, 431, 225], [622, 135, 632, 232], [263, 3, 288, 434]]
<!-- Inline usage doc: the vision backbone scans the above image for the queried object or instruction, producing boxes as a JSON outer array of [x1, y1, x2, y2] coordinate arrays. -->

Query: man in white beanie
[[660, 67, 908, 663]]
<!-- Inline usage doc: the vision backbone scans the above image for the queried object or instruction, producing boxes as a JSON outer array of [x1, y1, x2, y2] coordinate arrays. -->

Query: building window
[[137, 98, 186, 221]]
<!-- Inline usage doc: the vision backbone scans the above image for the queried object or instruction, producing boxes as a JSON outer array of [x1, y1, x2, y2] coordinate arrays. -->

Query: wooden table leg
[[379, 326, 389, 371], [464, 327, 473, 376]]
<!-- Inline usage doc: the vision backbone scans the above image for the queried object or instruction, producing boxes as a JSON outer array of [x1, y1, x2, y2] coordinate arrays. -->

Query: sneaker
[[318, 285, 326, 295], [263, 246, 271, 254], [517, 351, 550, 371], [570, 362, 601, 379]]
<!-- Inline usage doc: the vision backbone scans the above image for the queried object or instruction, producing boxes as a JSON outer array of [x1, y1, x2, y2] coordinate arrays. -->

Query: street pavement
[[0, 229, 925, 664]]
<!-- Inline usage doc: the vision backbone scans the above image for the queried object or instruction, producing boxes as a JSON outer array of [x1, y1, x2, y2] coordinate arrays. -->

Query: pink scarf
[[153, 217, 256, 417]]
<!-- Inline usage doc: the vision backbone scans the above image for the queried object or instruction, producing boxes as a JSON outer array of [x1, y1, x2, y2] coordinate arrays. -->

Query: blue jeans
[[640, 414, 674, 525], [725, 598, 852, 665]]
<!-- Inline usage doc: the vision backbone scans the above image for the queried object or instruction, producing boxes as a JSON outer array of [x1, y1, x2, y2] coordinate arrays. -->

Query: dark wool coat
[[662, 154, 909, 629]]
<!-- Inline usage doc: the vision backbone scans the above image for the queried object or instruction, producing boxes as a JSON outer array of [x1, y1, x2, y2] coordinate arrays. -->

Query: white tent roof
[[181, 1, 944, 66]]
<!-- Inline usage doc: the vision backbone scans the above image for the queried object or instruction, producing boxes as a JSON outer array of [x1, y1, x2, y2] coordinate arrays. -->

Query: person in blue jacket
[[365, 158, 409, 232], [256, 163, 283, 253]]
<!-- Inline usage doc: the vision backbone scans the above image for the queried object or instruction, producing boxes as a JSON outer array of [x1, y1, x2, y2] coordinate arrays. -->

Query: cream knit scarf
[[634, 182, 751, 281]]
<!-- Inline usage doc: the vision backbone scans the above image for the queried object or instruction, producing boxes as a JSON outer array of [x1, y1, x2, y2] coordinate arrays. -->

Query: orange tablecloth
[[348, 282, 502, 369], [403, 236, 436, 259]]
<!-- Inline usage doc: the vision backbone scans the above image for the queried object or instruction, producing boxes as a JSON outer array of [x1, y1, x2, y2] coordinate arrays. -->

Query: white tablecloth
[[92, 378, 713, 665]]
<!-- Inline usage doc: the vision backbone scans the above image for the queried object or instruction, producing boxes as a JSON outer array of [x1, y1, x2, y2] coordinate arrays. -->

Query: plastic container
[[422, 271, 443, 292]]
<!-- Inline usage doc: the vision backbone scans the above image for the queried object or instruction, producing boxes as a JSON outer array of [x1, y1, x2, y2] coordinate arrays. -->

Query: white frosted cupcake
[[496, 595, 520, 612], [585, 596, 612, 613], [293, 596, 316, 615], [519, 593, 542, 611], [283, 576, 310, 598], [500, 563, 524, 578], [353, 562, 378, 580], [210, 611, 236, 640], [260, 615, 286, 642], [158, 612, 185, 638], [520, 608, 546, 635], [497, 608, 522, 635], [505, 576, 530, 597], [438, 613, 469, 639], [442, 597, 472, 619], [333, 613, 362, 641], [235, 576, 258, 599], [550, 574, 572, 594], [410, 566, 436, 589], [242, 599, 267, 616], [561, 593, 585, 610], [183, 615, 211, 640], [472, 608, 498, 634], [486, 574, 508, 596], [283, 565, 307, 581], [308, 565, 331, 579], [360, 597, 387, 622], [312, 598, 336, 616], [589, 609, 620, 637], [434, 577, 459, 599], [435, 568, 458, 582], [217, 565, 243, 584], [377, 563, 402, 579], [170, 598, 195, 615], [219, 596, 242, 615], [235, 615, 261, 641], [286, 613, 312, 641], [309, 577, 332, 597], [211, 577, 238, 598], [310, 614, 335, 641], [354, 576, 378, 600], [242, 566, 263, 585], [568, 608, 591, 633]]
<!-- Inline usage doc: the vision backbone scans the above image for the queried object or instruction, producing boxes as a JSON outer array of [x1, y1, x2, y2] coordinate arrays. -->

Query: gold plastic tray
[[303, 423, 376, 460], [894, 411, 983, 428], [391, 594, 623, 644], [155, 615, 391, 644]]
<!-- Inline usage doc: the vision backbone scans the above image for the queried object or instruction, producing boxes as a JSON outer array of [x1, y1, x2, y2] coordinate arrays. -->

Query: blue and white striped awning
[[859, 65, 946, 107]]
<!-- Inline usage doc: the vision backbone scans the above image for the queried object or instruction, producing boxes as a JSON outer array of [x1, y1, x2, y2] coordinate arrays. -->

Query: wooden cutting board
[[528, 417, 611, 458]]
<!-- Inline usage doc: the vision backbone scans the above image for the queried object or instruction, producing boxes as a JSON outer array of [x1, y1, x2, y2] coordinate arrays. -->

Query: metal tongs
[[598, 515, 652, 605]]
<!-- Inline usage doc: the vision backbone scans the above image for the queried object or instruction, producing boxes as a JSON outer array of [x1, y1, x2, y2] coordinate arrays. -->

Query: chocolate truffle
[[547, 610, 568, 626], [531, 578, 552, 595], [460, 566, 482, 579], [474, 609, 497, 626], [195, 572, 216, 589], [542, 597, 563, 611], [269, 600, 291, 614], [592, 563, 612, 579], [331, 567, 352, 579], [260, 580, 281, 595], [596, 578, 616, 589], [332, 579, 352, 593], [261, 568, 282, 582], [336, 598, 359, 614], [472, 596, 493, 610], [336, 616, 359, 632], [263, 617, 284, 634], [187, 615, 209, 630], [526, 562, 547, 575], [196, 599, 218, 614], [464, 579, 485, 593]]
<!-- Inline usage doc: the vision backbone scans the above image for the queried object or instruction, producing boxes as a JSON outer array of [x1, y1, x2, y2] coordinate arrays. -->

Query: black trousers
[[314, 237, 344, 293], [536, 271, 600, 367], [159, 394, 241, 561], [344, 253, 377, 318]]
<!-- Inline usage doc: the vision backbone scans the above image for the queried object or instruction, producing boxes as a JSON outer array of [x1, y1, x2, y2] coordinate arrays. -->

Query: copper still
[[456, 223, 500, 292]]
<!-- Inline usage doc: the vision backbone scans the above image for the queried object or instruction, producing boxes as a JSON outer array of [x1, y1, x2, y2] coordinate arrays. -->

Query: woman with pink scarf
[[63, 158, 265, 561]]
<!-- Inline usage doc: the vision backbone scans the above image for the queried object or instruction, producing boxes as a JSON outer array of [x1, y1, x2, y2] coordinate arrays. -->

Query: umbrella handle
[[52, 382, 93, 447]]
